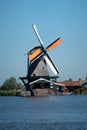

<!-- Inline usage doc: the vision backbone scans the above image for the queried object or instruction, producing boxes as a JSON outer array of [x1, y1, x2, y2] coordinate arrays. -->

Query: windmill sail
[[29, 47, 44, 63], [46, 38, 61, 51], [29, 47, 41, 61], [44, 53, 59, 75], [31, 24, 60, 75], [32, 24, 44, 46]]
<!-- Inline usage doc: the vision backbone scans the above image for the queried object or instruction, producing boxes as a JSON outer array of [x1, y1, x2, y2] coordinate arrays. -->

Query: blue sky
[[0, 0, 87, 85]]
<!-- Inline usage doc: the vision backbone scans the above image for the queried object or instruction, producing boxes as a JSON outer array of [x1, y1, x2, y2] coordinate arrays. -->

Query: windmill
[[19, 24, 61, 92]]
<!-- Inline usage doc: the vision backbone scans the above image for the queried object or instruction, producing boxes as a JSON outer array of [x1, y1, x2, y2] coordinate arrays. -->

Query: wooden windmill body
[[28, 48, 49, 77]]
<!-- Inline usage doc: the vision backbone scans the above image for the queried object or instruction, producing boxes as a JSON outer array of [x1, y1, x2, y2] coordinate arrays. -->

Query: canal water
[[0, 95, 87, 130]]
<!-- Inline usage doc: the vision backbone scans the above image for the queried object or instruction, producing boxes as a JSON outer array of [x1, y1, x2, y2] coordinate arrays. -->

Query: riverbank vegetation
[[0, 77, 87, 96], [73, 88, 87, 95], [0, 90, 19, 96], [0, 77, 25, 96]]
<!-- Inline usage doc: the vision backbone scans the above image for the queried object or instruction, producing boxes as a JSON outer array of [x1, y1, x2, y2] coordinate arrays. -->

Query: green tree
[[1, 77, 25, 91], [69, 78, 72, 81], [1, 77, 16, 90], [78, 78, 82, 81], [16, 82, 25, 90]]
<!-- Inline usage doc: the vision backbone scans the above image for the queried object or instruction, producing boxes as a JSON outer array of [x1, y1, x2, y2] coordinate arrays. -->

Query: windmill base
[[19, 76, 59, 96]]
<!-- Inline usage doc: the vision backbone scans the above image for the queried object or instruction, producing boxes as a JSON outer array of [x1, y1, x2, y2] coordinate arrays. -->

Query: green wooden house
[[80, 80, 87, 88]]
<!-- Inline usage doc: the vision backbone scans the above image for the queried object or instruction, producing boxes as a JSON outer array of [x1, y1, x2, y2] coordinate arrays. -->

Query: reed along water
[[0, 95, 87, 130]]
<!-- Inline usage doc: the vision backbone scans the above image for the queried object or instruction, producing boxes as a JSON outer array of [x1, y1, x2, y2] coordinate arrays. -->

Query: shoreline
[[0, 88, 87, 96]]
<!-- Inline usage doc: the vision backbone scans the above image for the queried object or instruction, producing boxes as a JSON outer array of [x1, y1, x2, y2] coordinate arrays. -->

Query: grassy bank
[[0, 91, 19, 96], [0, 89, 87, 96], [73, 89, 87, 95]]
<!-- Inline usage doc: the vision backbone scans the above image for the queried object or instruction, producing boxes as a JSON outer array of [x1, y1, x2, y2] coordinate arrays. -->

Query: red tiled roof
[[57, 81, 84, 87]]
